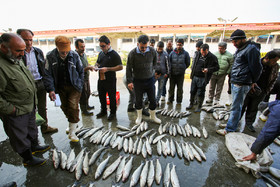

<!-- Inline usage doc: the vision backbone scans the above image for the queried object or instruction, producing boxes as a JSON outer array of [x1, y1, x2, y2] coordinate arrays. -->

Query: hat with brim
[[55, 36, 71, 51], [230, 29, 246, 41]]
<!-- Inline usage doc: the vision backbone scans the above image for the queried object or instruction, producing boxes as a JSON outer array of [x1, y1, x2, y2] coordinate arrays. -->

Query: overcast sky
[[1, 0, 280, 32]]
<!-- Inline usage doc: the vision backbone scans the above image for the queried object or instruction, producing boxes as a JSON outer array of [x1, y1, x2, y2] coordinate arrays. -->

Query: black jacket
[[190, 51, 219, 84]]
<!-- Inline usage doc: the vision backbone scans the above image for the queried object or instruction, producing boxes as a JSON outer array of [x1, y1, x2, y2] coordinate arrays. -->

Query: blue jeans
[[226, 83, 250, 132], [156, 75, 165, 103]]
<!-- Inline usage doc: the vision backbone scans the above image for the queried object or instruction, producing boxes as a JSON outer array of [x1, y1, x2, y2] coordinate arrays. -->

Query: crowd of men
[[0, 29, 279, 167]]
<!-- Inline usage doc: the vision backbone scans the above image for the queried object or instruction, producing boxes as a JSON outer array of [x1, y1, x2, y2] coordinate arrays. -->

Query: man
[[0, 33, 49, 166], [94, 35, 123, 120], [44, 36, 84, 142], [240, 50, 279, 132], [243, 100, 280, 161], [186, 44, 219, 112], [216, 29, 262, 135], [206, 42, 233, 105], [126, 35, 161, 125], [168, 39, 190, 105], [192, 41, 203, 105], [75, 39, 95, 116], [155, 41, 170, 105], [17, 29, 58, 134], [161, 40, 173, 102], [149, 39, 156, 48]]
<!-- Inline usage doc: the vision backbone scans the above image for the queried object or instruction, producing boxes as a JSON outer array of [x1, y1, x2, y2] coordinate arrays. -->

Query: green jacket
[[213, 51, 233, 75], [77, 52, 90, 81], [0, 52, 37, 116]]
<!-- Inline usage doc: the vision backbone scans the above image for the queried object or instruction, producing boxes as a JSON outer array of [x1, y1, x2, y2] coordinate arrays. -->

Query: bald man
[[0, 33, 49, 166]]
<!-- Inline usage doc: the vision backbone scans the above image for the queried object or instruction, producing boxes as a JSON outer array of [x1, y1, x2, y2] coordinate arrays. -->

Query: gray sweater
[[126, 47, 157, 83]]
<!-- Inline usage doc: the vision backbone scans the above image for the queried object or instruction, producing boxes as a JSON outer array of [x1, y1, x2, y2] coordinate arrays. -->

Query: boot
[[80, 105, 93, 116], [186, 94, 195, 110], [31, 144, 50, 154], [68, 122, 79, 142], [225, 94, 232, 106], [149, 109, 161, 124], [194, 97, 204, 113], [142, 108, 150, 116], [20, 149, 46, 166], [135, 109, 142, 125], [65, 123, 79, 134]]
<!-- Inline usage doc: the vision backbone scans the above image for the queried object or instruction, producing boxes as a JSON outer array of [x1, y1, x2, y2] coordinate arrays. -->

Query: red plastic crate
[[106, 91, 120, 105]]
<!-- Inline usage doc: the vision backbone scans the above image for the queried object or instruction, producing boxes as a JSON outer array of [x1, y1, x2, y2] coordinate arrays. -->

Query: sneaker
[[219, 124, 227, 128], [108, 113, 116, 121], [41, 126, 58, 134], [96, 111, 107, 118], [206, 99, 213, 104], [259, 114, 268, 122], [161, 96, 165, 101], [23, 156, 47, 166], [216, 129, 227, 136], [246, 125, 256, 132], [31, 144, 50, 154]]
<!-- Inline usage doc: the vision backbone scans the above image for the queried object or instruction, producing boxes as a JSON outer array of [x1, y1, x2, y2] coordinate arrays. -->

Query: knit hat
[[55, 36, 71, 51], [196, 41, 203, 48], [230, 29, 246, 40]]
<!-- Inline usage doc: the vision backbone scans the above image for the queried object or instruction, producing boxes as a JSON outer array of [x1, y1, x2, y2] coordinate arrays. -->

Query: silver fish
[[169, 124, 173, 136], [166, 109, 173, 116], [170, 139, 176, 157], [136, 125, 142, 135], [144, 121, 148, 131], [103, 133, 113, 147], [103, 155, 123, 180], [70, 148, 85, 172], [145, 138, 152, 155], [162, 122, 168, 133], [75, 155, 84, 180], [116, 156, 127, 182], [224, 113, 229, 121], [189, 143, 202, 162], [130, 162, 144, 187], [123, 138, 129, 153], [191, 126, 197, 137], [212, 111, 219, 120], [142, 141, 147, 158], [170, 164, 180, 187], [158, 124, 163, 135], [149, 132, 157, 144], [77, 128, 91, 137], [163, 163, 171, 187], [218, 113, 225, 120], [153, 134, 167, 144], [82, 151, 90, 175], [176, 124, 182, 136], [180, 126, 187, 138], [185, 123, 192, 136], [82, 128, 96, 139], [172, 124, 177, 136], [95, 155, 111, 179], [157, 140, 162, 156], [155, 159, 162, 185], [109, 132, 117, 147], [162, 140, 168, 157], [66, 149, 75, 170], [176, 112, 181, 118], [132, 137, 139, 154], [141, 129, 154, 139], [131, 124, 140, 131], [184, 142, 194, 161], [89, 147, 106, 166], [60, 150, 67, 170], [166, 139, 171, 155], [195, 127, 201, 138], [163, 109, 169, 116], [89, 130, 102, 143], [202, 126, 208, 139], [129, 137, 134, 153], [269, 166, 280, 180], [140, 161, 149, 187], [117, 131, 130, 136], [112, 136, 121, 149], [192, 143, 206, 161], [123, 130, 136, 138], [137, 138, 143, 155], [122, 156, 134, 182], [161, 108, 167, 115], [181, 142, 190, 161], [116, 125, 130, 131], [96, 130, 109, 144], [52, 148, 60, 169], [140, 122, 144, 132], [101, 130, 111, 145], [147, 160, 155, 187], [118, 137, 124, 151], [175, 141, 183, 159]]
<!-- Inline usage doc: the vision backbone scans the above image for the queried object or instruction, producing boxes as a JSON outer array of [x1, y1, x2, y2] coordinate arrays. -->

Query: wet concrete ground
[[0, 71, 279, 187]]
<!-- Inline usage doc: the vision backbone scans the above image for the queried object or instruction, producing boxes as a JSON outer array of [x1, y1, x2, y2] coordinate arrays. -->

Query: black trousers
[[98, 79, 117, 114], [168, 74, 184, 103], [35, 79, 48, 129], [134, 77, 156, 110], [80, 79, 91, 106], [0, 108, 38, 154]]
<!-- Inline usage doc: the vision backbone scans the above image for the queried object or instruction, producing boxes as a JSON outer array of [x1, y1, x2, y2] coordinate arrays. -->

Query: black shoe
[[82, 110, 94, 116], [31, 144, 51, 154], [23, 156, 47, 166], [96, 111, 107, 118], [142, 108, 150, 116], [127, 106, 136, 112], [246, 125, 256, 132], [186, 103, 193, 110], [87, 105, 95, 110], [108, 113, 116, 120]]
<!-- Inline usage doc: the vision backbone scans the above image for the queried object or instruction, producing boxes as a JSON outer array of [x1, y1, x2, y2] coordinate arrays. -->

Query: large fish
[[95, 155, 111, 179], [158, 124, 163, 135], [146, 138, 152, 156], [109, 132, 117, 147], [162, 140, 168, 157], [141, 129, 154, 139], [169, 124, 173, 136], [143, 121, 148, 131], [148, 132, 157, 144], [184, 142, 194, 161], [75, 155, 84, 180], [89, 147, 106, 166], [83, 151, 90, 175], [77, 128, 91, 138], [157, 140, 162, 156], [116, 156, 127, 182], [96, 130, 109, 144], [122, 156, 134, 182], [123, 138, 129, 153], [176, 124, 182, 136], [129, 137, 134, 154], [112, 136, 121, 149], [166, 139, 171, 155], [102, 155, 123, 180], [180, 126, 187, 138], [103, 133, 113, 147], [153, 134, 167, 144], [147, 160, 155, 187], [70, 148, 85, 172], [170, 164, 180, 187], [189, 143, 202, 162], [172, 124, 177, 137], [192, 143, 206, 161], [60, 150, 67, 170], [101, 130, 111, 145], [202, 126, 208, 139], [140, 161, 149, 187], [131, 124, 140, 131], [117, 131, 130, 136], [142, 141, 147, 158], [212, 111, 219, 120], [162, 122, 168, 133], [181, 143, 190, 161], [155, 159, 162, 185], [132, 137, 139, 154], [89, 130, 102, 143], [170, 139, 176, 157], [123, 130, 137, 138], [136, 125, 142, 135], [66, 149, 75, 170], [116, 125, 130, 131], [175, 141, 183, 159], [137, 138, 143, 155], [52, 148, 60, 169], [130, 162, 144, 187], [268, 166, 280, 179], [118, 137, 124, 151], [163, 163, 171, 187]]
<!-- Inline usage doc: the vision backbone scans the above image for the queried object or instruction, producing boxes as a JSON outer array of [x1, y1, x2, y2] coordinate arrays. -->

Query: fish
[[163, 163, 171, 187], [116, 156, 127, 182], [192, 143, 206, 161], [116, 125, 130, 131], [195, 127, 201, 138], [147, 160, 155, 187], [162, 140, 168, 157], [131, 124, 140, 131], [184, 142, 194, 161], [118, 137, 124, 151], [70, 148, 85, 172], [142, 141, 147, 158], [182, 111, 192, 118], [132, 137, 139, 154], [141, 129, 154, 139], [189, 143, 202, 162], [212, 111, 219, 120], [149, 132, 157, 144], [170, 164, 180, 187], [155, 159, 162, 185], [170, 139, 176, 157], [112, 136, 121, 149], [166, 139, 171, 155], [162, 122, 168, 133], [166, 109, 173, 116], [144, 121, 148, 131], [202, 126, 208, 139], [137, 138, 143, 155], [110, 132, 117, 147], [103, 155, 123, 180], [176, 112, 181, 118], [158, 124, 163, 135], [185, 123, 192, 135], [269, 166, 280, 179], [172, 124, 177, 136], [146, 138, 152, 156], [76, 128, 91, 137], [176, 124, 182, 136], [117, 131, 130, 136], [218, 113, 225, 120], [123, 130, 136, 138], [161, 109, 167, 115], [103, 133, 113, 147], [224, 113, 229, 121], [89, 147, 106, 166], [101, 130, 111, 145], [52, 148, 60, 169], [163, 109, 169, 116], [136, 125, 142, 135], [82, 128, 96, 139], [75, 155, 84, 180], [169, 124, 173, 136], [175, 141, 183, 159], [140, 161, 149, 187], [129, 137, 134, 154], [123, 138, 129, 153], [95, 155, 111, 179], [140, 121, 145, 132], [258, 172, 280, 187], [181, 142, 190, 161], [96, 130, 109, 144], [130, 162, 144, 187], [66, 149, 75, 170], [60, 150, 67, 170], [157, 140, 162, 156], [89, 130, 102, 143], [153, 134, 167, 144], [180, 126, 187, 138], [122, 156, 134, 182], [82, 151, 90, 175]]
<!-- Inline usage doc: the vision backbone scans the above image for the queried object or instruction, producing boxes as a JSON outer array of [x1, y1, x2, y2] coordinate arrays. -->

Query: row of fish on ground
[[201, 104, 230, 121], [156, 109, 191, 118], [52, 147, 181, 187]]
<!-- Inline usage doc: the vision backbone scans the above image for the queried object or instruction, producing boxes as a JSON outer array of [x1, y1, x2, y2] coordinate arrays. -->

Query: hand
[[202, 68, 208, 73], [99, 67, 108, 73], [87, 66, 95, 72], [164, 74, 168, 78], [49, 91, 56, 101], [251, 83, 258, 92], [242, 153, 257, 161], [128, 83, 134, 91]]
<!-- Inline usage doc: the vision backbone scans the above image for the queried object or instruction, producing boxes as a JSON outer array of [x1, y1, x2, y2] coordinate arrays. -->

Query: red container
[[106, 91, 120, 105]]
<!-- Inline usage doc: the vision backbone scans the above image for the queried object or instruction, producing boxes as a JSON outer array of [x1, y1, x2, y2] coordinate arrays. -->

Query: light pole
[[217, 17, 238, 41]]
